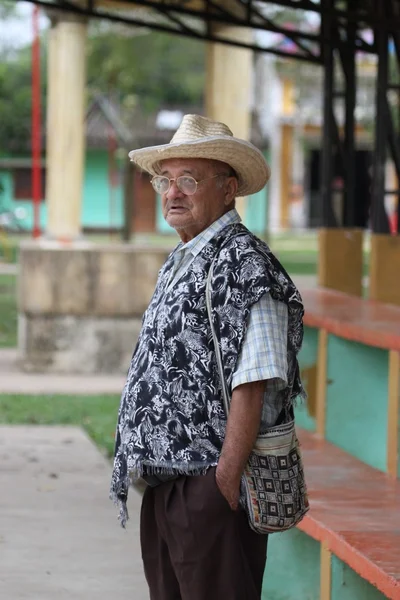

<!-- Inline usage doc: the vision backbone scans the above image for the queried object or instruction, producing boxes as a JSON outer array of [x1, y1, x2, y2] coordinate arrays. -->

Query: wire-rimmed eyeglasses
[[150, 173, 228, 196]]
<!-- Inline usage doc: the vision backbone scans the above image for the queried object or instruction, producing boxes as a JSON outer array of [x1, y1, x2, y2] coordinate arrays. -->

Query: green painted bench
[[262, 288, 400, 600], [298, 288, 400, 478], [263, 429, 400, 599]]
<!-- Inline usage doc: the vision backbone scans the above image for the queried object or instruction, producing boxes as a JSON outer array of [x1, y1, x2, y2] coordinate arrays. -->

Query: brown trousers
[[140, 467, 268, 600]]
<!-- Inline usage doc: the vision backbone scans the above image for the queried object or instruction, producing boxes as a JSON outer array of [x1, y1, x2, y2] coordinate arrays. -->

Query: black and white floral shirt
[[110, 220, 305, 526]]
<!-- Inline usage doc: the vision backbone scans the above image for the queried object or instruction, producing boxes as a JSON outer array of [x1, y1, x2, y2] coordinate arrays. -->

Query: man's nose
[[166, 179, 184, 200]]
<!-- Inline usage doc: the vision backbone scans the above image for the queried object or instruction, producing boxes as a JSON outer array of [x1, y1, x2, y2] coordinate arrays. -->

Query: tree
[[0, 0, 16, 20], [0, 1, 45, 152], [0, 43, 47, 153], [0, 18, 205, 151], [86, 26, 205, 112]]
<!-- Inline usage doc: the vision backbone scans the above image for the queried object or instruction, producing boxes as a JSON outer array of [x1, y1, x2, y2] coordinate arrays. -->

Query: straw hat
[[128, 114, 271, 197]]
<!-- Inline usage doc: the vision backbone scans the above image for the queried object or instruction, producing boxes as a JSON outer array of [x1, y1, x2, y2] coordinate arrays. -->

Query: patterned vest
[[110, 223, 305, 525]]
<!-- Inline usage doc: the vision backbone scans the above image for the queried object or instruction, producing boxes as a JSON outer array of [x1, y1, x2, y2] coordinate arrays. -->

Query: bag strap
[[206, 259, 231, 418], [207, 258, 292, 428]]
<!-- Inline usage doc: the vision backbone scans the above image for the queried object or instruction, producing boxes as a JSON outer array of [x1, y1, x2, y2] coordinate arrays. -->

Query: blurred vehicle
[[0, 205, 27, 233], [0, 195, 27, 262]]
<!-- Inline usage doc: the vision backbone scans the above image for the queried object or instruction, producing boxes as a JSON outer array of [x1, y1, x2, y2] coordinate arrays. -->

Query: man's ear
[[224, 177, 238, 205]]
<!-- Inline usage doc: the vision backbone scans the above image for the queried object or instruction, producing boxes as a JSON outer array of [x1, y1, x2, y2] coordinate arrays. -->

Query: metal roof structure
[[19, 0, 386, 63], [16, 0, 400, 233]]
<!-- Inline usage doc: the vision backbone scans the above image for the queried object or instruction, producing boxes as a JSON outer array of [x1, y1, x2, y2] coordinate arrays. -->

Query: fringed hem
[[109, 473, 131, 528], [135, 461, 215, 478], [110, 461, 217, 527], [292, 386, 307, 406], [119, 500, 129, 528], [109, 491, 130, 529]]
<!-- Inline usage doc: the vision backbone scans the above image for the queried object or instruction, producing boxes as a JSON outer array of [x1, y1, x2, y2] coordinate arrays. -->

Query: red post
[[31, 5, 42, 238]]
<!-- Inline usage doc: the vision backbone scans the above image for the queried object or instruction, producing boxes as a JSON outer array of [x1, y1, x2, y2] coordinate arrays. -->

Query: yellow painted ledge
[[370, 234, 400, 306], [318, 229, 363, 297]]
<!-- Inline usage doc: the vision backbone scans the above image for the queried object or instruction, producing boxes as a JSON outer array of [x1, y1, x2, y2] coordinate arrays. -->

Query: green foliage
[[0, 0, 17, 20], [0, 23, 204, 150], [274, 250, 318, 275], [0, 237, 19, 263], [0, 44, 47, 152], [0, 2, 39, 151], [0, 393, 120, 457], [86, 27, 205, 111]]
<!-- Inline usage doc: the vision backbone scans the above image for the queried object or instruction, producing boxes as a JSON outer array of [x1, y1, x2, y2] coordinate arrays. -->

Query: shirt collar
[[177, 209, 241, 259]]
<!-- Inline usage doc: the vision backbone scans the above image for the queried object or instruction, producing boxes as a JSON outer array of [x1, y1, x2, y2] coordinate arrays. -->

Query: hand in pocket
[[215, 466, 240, 511]]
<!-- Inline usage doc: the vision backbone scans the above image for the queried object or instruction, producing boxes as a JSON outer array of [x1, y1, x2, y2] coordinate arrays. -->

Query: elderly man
[[110, 115, 305, 600]]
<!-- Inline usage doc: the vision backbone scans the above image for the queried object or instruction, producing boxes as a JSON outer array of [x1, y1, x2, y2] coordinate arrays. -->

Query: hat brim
[[128, 136, 271, 197]]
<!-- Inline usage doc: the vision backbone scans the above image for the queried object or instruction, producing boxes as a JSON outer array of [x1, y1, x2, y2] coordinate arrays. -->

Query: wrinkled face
[[158, 157, 238, 242]]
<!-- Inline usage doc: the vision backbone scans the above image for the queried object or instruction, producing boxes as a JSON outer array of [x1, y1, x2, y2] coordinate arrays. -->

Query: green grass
[[0, 274, 17, 347], [277, 251, 370, 277], [274, 250, 318, 276], [0, 238, 19, 263], [0, 394, 120, 457]]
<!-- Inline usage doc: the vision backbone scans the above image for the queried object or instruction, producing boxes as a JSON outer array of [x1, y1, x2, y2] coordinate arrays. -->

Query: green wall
[[244, 148, 270, 234], [262, 529, 321, 600], [295, 326, 318, 432], [82, 150, 123, 229], [263, 535, 389, 600], [244, 186, 268, 234], [331, 556, 388, 600], [294, 329, 390, 470], [0, 164, 48, 230], [0, 150, 123, 231], [0, 170, 13, 211], [156, 193, 175, 234], [326, 336, 389, 473]]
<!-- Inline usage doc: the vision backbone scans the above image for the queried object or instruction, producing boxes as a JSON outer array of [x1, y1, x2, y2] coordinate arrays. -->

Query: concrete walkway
[[0, 349, 125, 395], [0, 425, 149, 600], [0, 262, 17, 275]]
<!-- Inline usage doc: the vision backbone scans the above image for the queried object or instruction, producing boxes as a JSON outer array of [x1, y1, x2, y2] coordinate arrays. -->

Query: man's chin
[[166, 216, 194, 230]]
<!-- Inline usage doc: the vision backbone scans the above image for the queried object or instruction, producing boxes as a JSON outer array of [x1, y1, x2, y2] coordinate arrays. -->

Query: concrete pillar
[[369, 234, 400, 306], [291, 122, 306, 229], [206, 26, 253, 219], [279, 78, 295, 230], [268, 114, 282, 233], [18, 242, 169, 373], [46, 14, 87, 240], [318, 228, 364, 296]]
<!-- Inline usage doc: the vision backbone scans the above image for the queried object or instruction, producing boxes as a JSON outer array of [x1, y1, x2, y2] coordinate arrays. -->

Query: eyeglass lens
[[151, 176, 197, 195]]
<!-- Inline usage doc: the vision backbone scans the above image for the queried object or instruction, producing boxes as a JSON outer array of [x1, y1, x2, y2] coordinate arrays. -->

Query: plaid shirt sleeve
[[231, 294, 288, 428], [232, 293, 288, 393]]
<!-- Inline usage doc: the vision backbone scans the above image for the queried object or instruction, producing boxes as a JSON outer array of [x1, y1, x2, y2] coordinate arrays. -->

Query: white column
[[268, 120, 282, 233], [206, 26, 253, 219], [46, 14, 87, 240]]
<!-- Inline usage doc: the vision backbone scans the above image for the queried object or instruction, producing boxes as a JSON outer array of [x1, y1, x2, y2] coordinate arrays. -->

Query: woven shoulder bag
[[206, 259, 309, 534]]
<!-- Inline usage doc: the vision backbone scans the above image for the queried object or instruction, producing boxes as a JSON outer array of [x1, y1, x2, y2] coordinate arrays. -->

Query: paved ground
[[0, 349, 125, 395], [0, 262, 17, 275], [0, 425, 149, 600]]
